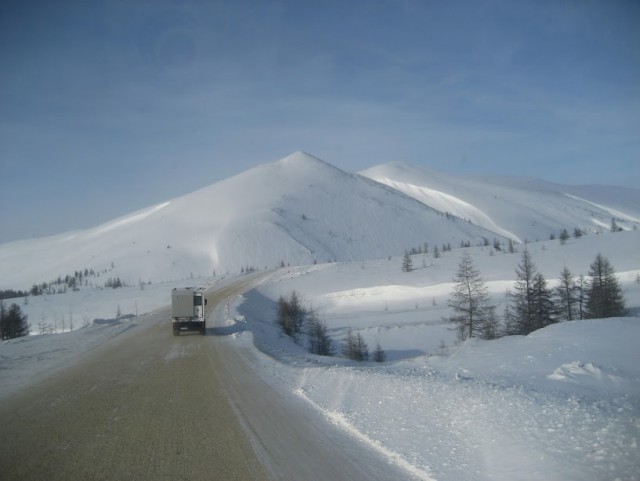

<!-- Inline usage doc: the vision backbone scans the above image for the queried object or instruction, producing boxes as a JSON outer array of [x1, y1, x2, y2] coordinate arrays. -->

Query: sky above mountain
[[1, 0, 638, 242]]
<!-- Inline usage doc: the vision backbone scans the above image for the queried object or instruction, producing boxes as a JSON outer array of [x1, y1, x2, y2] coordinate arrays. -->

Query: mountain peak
[[275, 151, 347, 176], [282, 150, 319, 162], [279, 151, 329, 167]]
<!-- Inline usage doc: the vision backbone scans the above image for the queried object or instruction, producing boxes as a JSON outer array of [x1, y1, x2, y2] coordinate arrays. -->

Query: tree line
[[25, 265, 123, 297], [401, 223, 628, 274], [447, 249, 626, 342], [0, 289, 29, 301]]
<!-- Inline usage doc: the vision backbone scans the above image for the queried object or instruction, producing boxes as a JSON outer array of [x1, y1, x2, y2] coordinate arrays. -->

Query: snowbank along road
[[0, 274, 406, 481]]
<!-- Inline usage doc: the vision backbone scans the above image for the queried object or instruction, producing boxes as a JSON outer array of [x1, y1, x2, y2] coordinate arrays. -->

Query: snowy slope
[[234, 229, 640, 481], [2, 220, 639, 480], [290, 317, 640, 481], [360, 162, 640, 244], [251, 229, 640, 359], [0, 152, 502, 290]]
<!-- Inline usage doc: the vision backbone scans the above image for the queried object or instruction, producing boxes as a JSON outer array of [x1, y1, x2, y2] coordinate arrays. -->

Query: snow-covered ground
[[3, 230, 637, 480], [226, 230, 640, 481], [285, 318, 640, 481]]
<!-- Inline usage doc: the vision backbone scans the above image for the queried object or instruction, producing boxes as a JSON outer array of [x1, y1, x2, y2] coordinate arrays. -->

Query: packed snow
[[1, 152, 639, 480]]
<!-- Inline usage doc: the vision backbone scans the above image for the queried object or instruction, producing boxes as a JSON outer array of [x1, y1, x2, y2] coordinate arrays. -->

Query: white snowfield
[[3, 231, 638, 480], [1, 152, 640, 480]]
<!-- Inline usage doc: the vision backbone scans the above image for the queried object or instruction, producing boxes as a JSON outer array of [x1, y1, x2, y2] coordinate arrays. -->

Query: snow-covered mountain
[[2, 151, 639, 290], [361, 162, 640, 244], [0, 152, 500, 290]]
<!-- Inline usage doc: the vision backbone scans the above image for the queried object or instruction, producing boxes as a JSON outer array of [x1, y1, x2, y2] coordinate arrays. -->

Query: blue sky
[[1, 0, 638, 242]]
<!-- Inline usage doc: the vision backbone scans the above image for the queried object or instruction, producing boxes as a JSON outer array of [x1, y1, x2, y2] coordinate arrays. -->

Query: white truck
[[171, 287, 207, 335]]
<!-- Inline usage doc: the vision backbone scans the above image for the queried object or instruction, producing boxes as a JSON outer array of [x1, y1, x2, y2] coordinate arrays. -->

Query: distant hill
[[360, 161, 640, 244]]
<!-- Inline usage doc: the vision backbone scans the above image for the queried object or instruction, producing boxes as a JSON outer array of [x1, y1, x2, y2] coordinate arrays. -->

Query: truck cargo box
[[171, 287, 206, 335], [172, 288, 199, 318]]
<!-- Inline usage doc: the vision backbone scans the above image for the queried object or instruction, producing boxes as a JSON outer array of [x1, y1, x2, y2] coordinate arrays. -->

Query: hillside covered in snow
[[231, 227, 640, 481], [361, 161, 640, 244], [0, 152, 503, 291], [2, 151, 639, 292]]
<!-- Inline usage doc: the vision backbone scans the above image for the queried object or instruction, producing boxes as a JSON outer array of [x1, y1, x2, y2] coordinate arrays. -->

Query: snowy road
[[0, 275, 405, 481], [0, 298, 266, 479]]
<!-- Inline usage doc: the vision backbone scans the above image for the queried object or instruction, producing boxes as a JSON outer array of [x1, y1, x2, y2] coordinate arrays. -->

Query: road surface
[[0, 275, 407, 480]]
